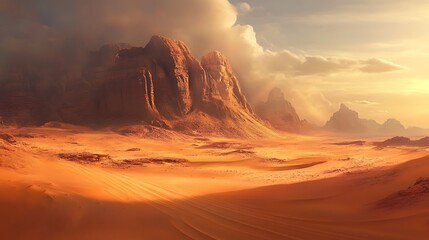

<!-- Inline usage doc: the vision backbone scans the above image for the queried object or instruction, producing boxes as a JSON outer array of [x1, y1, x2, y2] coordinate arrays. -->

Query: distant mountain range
[[324, 104, 429, 136]]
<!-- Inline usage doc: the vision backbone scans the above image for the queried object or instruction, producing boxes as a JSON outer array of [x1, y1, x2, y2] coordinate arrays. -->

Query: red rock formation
[[201, 51, 253, 114], [102, 36, 208, 119], [98, 36, 256, 125], [146, 35, 208, 115], [99, 69, 159, 121], [0, 35, 273, 136]]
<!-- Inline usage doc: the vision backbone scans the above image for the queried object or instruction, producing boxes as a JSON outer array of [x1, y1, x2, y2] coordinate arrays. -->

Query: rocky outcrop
[[0, 35, 272, 137], [376, 136, 429, 148], [99, 36, 207, 120], [143, 35, 205, 116], [375, 136, 412, 147], [254, 88, 306, 133], [97, 36, 259, 126], [95, 36, 271, 136]]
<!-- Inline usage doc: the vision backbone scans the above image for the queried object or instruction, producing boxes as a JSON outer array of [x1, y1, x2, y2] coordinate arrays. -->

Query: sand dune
[[1, 126, 429, 239]]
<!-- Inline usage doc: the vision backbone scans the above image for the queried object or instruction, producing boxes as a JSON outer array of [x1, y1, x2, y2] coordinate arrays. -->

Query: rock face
[[97, 36, 254, 123], [201, 51, 253, 114], [0, 73, 43, 125], [0, 35, 271, 137], [99, 68, 160, 121], [254, 88, 305, 132], [97, 37, 201, 120]]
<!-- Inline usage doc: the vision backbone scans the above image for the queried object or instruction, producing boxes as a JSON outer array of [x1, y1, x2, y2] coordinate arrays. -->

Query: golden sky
[[230, 0, 429, 127]]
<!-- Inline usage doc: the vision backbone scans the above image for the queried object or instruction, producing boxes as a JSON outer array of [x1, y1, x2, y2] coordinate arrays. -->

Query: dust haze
[[1, 1, 429, 240]]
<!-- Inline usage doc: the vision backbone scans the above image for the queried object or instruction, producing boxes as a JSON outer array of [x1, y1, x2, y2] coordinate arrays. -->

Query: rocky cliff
[[96, 36, 260, 130], [0, 73, 42, 124], [0, 35, 272, 137]]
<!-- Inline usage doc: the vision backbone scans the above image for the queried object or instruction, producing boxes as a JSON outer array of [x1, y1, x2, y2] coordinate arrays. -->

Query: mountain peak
[[384, 118, 402, 125], [267, 87, 285, 103], [324, 104, 373, 133], [145, 35, 193, 58], [339, 104, 351, 112], [148, 35, 185, 48], [201, 51, 229, 66], [381, 118, 405, 132], [255, 87, 305, 133], [324, 105, 420, 136]]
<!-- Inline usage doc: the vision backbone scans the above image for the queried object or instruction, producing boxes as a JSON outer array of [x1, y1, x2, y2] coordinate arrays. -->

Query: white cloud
[[360, 58, 405, 73]]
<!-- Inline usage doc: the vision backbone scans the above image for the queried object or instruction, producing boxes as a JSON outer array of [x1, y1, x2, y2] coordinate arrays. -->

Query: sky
[[1, 0, 428, 127], [230, 0, 429, 127]]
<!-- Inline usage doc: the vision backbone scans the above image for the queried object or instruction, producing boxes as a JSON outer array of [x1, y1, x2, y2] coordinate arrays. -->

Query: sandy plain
[[1, 124, 429, 239]]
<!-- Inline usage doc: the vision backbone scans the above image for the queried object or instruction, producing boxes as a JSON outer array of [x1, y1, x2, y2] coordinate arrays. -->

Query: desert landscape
[[1, 124, 429, 239], [2, 0, 429, 239]]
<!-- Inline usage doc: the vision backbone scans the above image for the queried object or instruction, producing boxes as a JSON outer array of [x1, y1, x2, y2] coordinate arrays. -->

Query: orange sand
[[1, 125, 428, 239]]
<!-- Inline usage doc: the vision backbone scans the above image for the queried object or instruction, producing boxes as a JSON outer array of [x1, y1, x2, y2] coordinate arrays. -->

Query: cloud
[[0, 0, 407, 124], [257, 52, 404, 76], [355, 100, 380, 105], [345, 100, 380, 106], [296, 56, 356, 75], [0, 0, 239, 77], [360, 58, 405, 73], [0, 0, 403, 74]]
